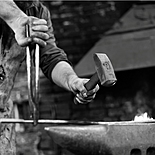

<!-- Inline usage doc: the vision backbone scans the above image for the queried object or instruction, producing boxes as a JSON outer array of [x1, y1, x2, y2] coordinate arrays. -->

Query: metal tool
[[45, 122, 155, 155], [0, 118, 155, 124], [74, 53, 117, 104], [26, 25, 40, 126]]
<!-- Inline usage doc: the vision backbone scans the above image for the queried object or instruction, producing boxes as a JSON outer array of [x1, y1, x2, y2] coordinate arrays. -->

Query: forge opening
[[146, 147, 155, 155], [130, 148, 141, 155]]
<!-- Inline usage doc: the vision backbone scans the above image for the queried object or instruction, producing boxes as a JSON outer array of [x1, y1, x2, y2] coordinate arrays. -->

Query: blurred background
[[11, 1, 155, 155]]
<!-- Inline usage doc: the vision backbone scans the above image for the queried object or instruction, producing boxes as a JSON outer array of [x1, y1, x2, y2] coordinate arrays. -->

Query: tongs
[[26, 25, 40, 126]]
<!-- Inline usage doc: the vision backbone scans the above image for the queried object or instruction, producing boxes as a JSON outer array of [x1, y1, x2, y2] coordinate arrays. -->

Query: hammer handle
[[74, 73, 99, 104], [84, 73, 99, 91]]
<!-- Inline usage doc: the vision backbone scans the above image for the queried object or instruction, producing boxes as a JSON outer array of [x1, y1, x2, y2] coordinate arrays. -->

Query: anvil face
[[45, 123, 155, 155]]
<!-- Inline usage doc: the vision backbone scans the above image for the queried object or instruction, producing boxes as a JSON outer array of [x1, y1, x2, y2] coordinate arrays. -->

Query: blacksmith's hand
[[12, 16, 49, 47], [69, 77, 99, 104]]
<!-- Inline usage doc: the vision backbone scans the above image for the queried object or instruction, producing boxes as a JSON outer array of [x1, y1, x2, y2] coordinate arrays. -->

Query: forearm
[[51, 61, 78, 92], [0, 0, 27, 30]]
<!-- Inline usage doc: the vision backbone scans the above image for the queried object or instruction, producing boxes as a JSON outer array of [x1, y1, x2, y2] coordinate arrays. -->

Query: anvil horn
[[45, 123, 155, 155]]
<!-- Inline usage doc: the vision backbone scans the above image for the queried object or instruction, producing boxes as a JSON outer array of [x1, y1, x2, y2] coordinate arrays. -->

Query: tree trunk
[[0, 35, 25, 154]]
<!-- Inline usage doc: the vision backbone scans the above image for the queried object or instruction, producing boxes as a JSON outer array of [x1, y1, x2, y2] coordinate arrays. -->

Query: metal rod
[[35, 44, 40, 105], [0, 119, 155, 125]]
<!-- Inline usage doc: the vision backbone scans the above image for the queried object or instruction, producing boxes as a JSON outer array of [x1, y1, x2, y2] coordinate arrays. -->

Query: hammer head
[[94, 53, 117, 87]]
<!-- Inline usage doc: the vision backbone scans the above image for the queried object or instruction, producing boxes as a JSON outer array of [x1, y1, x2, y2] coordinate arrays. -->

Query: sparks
[[134, 112, 154, 121]]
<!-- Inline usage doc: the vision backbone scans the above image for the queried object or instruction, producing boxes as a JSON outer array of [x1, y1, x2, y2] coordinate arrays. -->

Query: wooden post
[[0, 33, 25, 154]]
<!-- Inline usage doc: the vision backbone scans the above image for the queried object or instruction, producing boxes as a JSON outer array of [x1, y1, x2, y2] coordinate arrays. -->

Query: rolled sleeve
[[39, 4, 71, 82]]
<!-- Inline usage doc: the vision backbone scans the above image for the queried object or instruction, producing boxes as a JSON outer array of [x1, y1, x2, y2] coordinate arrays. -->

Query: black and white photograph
[[0, 1, 155, 155]]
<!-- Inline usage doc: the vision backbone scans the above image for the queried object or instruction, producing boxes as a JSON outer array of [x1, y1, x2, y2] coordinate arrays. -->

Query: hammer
[[74, 53, 117, 104]]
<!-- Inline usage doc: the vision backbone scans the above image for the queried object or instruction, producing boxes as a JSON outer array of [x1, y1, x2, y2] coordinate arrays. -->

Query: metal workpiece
[[45, 123, 155, 155]]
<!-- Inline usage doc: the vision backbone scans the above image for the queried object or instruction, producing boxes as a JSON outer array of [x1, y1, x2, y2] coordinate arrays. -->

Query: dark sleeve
[[39, 4, 72, 82]]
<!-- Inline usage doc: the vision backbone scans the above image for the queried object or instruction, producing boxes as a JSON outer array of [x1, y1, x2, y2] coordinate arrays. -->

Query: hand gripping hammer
[[74, 53, 117, 104], [26, 25, 40, 126]]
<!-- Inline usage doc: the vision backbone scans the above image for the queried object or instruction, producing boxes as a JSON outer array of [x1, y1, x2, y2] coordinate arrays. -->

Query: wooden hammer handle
[[84, 73, 99, 91], [74, 73, 99, 104]]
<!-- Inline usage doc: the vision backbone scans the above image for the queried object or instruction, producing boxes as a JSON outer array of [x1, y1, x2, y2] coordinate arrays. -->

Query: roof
[[74, 4, 155, 77]]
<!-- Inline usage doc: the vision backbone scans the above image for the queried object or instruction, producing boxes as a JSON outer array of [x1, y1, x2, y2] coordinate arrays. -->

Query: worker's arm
[[0, 0, 49, 47], [51, 61, 99, 103], [0, 0, 26, 24], [0, 0, 30, 45]]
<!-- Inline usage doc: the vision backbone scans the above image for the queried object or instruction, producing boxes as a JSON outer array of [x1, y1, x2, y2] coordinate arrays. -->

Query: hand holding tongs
[[26, 25, 40, 126]]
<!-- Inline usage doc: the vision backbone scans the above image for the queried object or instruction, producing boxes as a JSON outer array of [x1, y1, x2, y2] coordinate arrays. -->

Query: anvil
[[45, 122, 155, 155]]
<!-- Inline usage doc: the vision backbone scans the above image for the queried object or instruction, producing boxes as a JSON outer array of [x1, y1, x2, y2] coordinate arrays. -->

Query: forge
[[45, 122, 155, 155]]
